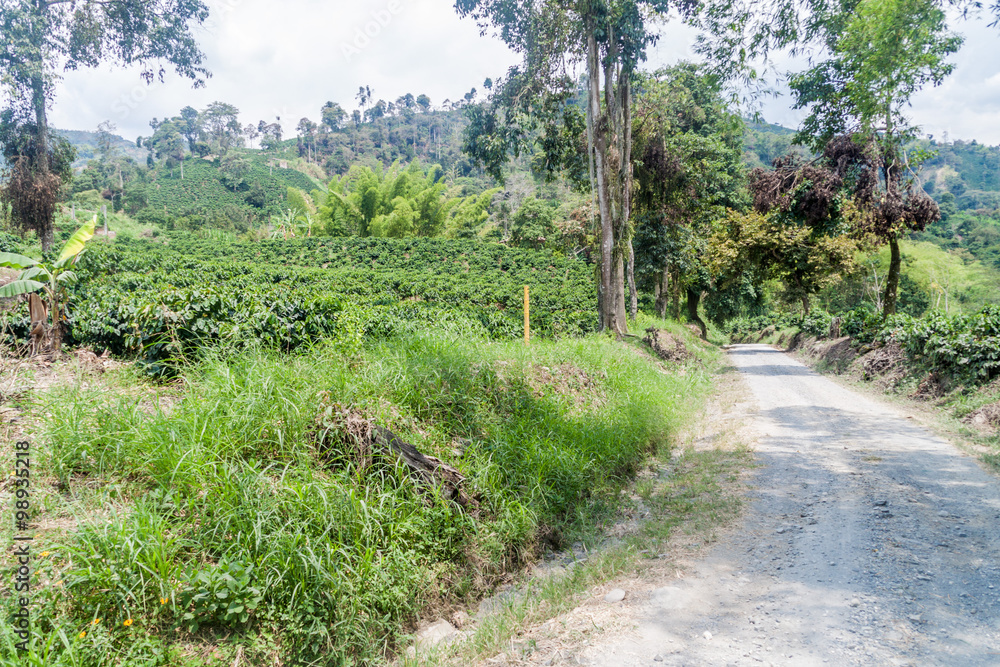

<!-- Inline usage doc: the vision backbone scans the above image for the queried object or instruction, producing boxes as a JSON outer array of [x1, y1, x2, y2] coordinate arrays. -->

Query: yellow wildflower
[[123, 619, 133, 627], [160, 597, 168, 605], [78, 632, 86, 639], [40, 551, 50, 557], [91, 618, 101, 625]]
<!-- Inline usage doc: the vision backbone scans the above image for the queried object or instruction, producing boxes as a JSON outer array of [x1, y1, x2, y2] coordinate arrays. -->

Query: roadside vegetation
[[0, 321, 715, 665]]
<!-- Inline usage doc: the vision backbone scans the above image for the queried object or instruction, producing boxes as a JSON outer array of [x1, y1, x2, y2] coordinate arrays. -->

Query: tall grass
[[1, 330, 707, 666]]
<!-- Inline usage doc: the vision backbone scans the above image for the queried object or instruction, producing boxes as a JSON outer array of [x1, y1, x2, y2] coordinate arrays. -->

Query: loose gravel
[[586, 344, 1000, 667]]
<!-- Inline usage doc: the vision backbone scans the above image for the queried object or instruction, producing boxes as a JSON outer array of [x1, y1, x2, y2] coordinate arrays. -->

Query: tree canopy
[[787, 0, 959, 316], [456, 0, 699, 334], [630, 63, 748, 327], [0, 0, 210, 249]]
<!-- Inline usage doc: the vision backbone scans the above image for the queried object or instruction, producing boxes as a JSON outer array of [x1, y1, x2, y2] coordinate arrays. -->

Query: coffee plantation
[[1, 235, 596, 372]]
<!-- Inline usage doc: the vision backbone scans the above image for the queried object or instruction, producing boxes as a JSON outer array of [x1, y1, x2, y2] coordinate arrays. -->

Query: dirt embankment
[[643, 328, 692, 363]]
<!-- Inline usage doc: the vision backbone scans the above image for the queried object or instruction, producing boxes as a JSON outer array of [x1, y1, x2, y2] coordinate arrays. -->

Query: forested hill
[[918, 139, 1000, 205], [55, 101, 999, 270], [61, 112, 1000, 202], [56, 128, 147, 167]]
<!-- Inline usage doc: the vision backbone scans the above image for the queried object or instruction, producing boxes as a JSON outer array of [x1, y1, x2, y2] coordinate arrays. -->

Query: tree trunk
[[671, 267, 682, 321], [603, 37, 631, 336], [627, 239, 637, 321], [621, 77, 635, 324], [586, 27, 618, 336], [614, 254, 627, 327], [801, 294, 810, 315], [655, 262, 669, 318], [686, 288, 707, 341], [30, 2, 53, 252], [883, 236, 901, 318]]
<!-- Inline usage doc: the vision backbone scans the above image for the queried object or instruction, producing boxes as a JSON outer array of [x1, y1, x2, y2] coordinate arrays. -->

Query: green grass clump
[[1, 330, 707, 666]]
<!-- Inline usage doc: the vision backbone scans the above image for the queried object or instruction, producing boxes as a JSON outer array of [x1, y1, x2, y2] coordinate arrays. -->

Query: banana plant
[[270, 209, 297, 240], [0, 217, 96, 353]]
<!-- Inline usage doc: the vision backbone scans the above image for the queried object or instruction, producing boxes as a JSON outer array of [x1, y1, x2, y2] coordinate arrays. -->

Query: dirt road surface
[[586, 344, 1000, 667]]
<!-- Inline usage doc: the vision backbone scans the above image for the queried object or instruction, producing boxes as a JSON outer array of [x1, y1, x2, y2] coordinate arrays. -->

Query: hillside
[[57, 128, 147, 167], [742, 121, 806, 168], [55, 102, 484, 228], [132, 155, 323, 227], [920, 140, 1000, 197], [52, 111, 1000, 294]]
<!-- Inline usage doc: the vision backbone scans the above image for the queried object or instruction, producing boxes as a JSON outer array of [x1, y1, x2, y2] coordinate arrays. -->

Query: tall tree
[[730, 154, 862, 314], [94, 120, 134, 203], [631, 64, 747, 330], [148, 118, 186, 179], [456, 0, 696, 336], [0, 0, 210, 250], [243, 123, 260, 149], [200, 102, 243, 155], [179, 105, 203, 150], [788, 0, 961, 317], [296, 117, 318, 162], [321, 101, 347, 132]]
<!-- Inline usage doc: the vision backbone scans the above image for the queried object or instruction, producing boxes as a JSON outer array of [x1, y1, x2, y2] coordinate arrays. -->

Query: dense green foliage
[[322, 161, 500, 238], [875, 307, 1000, 384], [130, 157, 319, 226], [726, 303, 1000, 387], [1, 236, 596, 371], [631, 64, 749, 324]]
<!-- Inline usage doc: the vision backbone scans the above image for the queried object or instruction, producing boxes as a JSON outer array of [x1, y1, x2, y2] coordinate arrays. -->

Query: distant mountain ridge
[[56, 128, 147, 168]]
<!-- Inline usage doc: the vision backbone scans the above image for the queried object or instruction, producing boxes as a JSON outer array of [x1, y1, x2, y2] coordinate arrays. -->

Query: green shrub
[[0, 236, 596, 368], [178, 559, 262, 632], [799, 310, 833, 337], [0, 231, 19, 253], [877, 306, 1000, 384]]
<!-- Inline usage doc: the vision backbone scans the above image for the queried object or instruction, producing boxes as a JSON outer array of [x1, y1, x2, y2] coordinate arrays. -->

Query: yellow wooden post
[[524, 285, 530, 346]]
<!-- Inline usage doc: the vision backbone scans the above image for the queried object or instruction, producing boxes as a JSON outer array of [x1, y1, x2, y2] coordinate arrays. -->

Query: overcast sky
[[46, 0, 1000, 145]]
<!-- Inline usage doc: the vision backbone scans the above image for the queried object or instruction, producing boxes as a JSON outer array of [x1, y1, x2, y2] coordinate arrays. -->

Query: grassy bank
[[1, 327, 710, 666]]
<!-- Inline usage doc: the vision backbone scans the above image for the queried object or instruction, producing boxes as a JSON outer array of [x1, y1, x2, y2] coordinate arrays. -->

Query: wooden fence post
[[524, 285, 530, 346]]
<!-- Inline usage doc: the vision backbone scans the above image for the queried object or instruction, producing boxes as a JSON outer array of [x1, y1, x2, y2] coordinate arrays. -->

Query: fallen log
[[313, 399, 477, 511], [371, 426, 475, 510]]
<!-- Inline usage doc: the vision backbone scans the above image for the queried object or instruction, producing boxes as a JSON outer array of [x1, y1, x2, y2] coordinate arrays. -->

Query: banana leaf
[[0, 252, 39, 270], [57, 216, 97, 266], [20, 266, 49, 282], [0, 279, 44, 299]]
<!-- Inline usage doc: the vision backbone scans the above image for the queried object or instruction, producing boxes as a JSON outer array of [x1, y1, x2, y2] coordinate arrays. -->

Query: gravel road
[[587, 344, 1000, 667]]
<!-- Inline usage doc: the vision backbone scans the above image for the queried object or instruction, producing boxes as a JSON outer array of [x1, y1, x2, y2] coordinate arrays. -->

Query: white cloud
[[43, 2, 1000, 146], [49, 0, 520, 139]]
